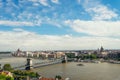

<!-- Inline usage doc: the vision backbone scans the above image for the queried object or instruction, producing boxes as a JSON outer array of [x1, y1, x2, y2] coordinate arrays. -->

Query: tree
[[66, 53, 75, 58], [3, 64, 13, 71], [0, 74, 14, 80], [55, 75, 62, 80], [90, 54, 97, 60], [0, 64, 1, 70], [36, 72, 40, 78], [13, 70, 39, 78]]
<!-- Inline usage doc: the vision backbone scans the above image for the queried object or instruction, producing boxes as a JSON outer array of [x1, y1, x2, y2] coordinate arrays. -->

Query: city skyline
[[0, 0, 120, 51]]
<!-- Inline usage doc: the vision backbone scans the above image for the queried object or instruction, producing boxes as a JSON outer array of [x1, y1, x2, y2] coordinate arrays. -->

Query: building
[[55, 52, 65, 59], [100, 46, 104, 52], [12, 49, 25, 57], [107, 52, 120, 59], [97, 46, 108, 58]]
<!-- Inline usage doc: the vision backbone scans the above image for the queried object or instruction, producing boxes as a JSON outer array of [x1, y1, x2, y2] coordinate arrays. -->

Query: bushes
[[13, 70, 40, 78], [2, 64, 40, 79], [3, 64, 13, 71], [55, 75, 62, 79], [0, 74, 14, 80]]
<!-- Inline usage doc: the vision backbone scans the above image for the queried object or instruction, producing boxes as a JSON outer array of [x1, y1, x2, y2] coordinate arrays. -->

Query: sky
[[0, 0, 120, 51]]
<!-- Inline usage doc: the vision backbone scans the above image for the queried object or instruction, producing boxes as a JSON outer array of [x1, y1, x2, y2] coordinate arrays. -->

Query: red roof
[[40, 77, 55, 80]]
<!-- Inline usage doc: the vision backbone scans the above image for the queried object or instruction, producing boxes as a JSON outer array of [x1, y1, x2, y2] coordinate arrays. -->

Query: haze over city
[[0, 0, 120, 51]]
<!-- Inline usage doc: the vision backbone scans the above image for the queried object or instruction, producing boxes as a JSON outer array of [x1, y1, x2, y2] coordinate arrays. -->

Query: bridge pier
[[25, 58, 33, 70], [62, 55, 68, 63]]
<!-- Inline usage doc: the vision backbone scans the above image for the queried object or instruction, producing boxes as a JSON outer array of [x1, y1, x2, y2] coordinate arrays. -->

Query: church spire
[[100, 46, 104, 52]]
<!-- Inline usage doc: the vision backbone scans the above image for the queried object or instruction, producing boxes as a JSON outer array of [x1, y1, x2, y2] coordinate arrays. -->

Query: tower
[[100, 46, 104, 52], [25, 58, 33, 70]]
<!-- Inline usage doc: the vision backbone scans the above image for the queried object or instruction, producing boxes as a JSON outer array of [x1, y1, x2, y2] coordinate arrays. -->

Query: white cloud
[[0, 29, 120, 51], [4, 0, 19, 14], [17, 11, 61, 27], [6, 0, 19, 9], [77, 0, 81, 4], [87, 5, 118, 20], [0, 0, 60, 27], [13, 28, 25, 32], [39, 0, 49, 6], [81, 0, 118, 20], [43, 17, 62, 27], [51, 0, 59, 4], [65, 20, 120, 37], [33, 3, 40, 6], [0, 0, 3, 8], [0, 20, 35, 26], [29, 0, 49, 6]]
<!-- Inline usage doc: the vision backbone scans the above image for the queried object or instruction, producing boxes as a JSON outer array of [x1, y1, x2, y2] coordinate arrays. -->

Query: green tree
[[0, 74, 14, 80], [66, 53, 75, 58], [36, 72, 40, 78], [13, 70, 38, 78], [55, 75, 62, 80], [3, 64, 13, 71], [90, 54, 97, 60], [6, 76, 14, 80], [0, 64, 1, 70]]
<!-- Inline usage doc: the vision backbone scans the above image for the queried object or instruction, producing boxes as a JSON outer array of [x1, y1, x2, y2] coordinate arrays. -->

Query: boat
[[65, 77, 70, 80], [93, 61, 101, 63], [77, 63, 84, 66]]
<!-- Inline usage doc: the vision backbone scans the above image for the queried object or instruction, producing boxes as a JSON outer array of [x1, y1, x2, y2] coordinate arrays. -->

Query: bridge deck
[[13, 59, 63, 69]]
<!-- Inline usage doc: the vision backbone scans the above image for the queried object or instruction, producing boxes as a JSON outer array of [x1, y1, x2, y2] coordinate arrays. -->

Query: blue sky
[[0, 0, 120, 51]]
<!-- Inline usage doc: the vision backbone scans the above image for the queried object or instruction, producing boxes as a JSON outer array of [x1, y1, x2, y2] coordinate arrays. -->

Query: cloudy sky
[[0, 0, 120, 51]]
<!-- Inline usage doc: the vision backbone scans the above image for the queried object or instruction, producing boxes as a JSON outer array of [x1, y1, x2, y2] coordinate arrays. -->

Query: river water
[[34, 62, 120, 80], [0, 54, 120, 80]]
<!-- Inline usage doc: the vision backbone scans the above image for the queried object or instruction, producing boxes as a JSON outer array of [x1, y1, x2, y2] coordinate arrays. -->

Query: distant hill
[[0, 52, 11, 54]]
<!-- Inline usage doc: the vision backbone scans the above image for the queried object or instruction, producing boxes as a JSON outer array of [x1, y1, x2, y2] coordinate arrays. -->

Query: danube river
[[34, 62, 120, 80], [0, 54, 120, 80]]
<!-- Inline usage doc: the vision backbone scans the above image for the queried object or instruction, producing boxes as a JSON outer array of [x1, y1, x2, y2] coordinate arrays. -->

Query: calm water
[[34, 62, 120, 80]]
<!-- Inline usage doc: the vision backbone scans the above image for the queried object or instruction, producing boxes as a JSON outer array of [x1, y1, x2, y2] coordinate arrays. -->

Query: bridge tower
[[62, 55, 68, 63], [25, 58, 33, 70]]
